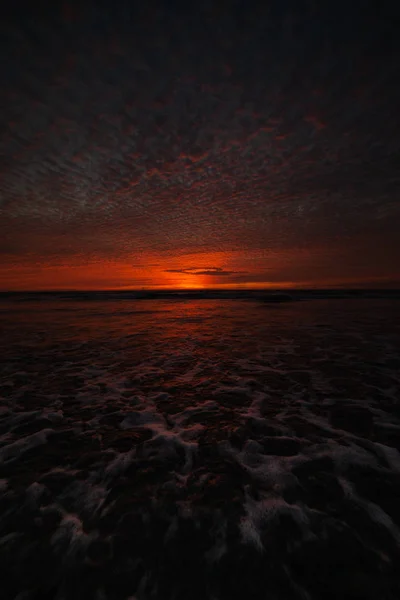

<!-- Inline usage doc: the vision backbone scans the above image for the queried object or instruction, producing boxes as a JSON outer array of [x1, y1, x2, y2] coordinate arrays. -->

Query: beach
[[0, 296, 400, 599]]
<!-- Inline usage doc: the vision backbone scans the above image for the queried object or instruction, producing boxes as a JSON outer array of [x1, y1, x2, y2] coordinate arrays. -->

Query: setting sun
[[178, 278, 205, 289]]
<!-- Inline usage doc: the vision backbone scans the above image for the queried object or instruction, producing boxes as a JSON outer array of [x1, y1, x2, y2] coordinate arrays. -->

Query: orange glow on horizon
[[0, 259, 286, 290], [0, 248, 398, 291]]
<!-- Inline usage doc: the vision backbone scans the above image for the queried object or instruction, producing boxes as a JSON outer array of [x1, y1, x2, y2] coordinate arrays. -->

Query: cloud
[[164, 267, 247, 276], [1, 4, 399, 289]]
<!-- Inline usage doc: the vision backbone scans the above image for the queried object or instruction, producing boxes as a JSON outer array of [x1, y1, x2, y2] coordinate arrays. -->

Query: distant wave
[[1, 289, 400, 303]]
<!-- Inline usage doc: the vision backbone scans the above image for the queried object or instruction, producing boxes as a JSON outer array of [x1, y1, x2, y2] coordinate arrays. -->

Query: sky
[[0, 0, 399, 290]]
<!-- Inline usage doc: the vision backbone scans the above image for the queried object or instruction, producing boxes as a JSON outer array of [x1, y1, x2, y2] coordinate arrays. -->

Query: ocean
[[1, 293, 400, 599]]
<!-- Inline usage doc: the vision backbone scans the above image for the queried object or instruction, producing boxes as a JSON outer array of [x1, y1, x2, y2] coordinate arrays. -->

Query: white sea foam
[[1, 297, 400, 597]]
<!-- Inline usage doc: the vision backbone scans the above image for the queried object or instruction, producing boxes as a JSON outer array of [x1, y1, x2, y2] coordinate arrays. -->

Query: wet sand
[[1, 298, 400, 599]]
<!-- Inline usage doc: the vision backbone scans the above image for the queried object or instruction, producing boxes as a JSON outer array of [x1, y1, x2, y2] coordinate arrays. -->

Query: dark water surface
[[1, 298, 400, 599]]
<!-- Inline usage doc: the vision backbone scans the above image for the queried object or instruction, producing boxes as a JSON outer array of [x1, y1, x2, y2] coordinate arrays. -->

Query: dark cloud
[[0, 1, 399, 288], [165, 267, 247, 276]]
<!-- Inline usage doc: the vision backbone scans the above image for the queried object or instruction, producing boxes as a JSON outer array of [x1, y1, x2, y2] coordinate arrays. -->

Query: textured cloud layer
[[1, 1, 399, 288]]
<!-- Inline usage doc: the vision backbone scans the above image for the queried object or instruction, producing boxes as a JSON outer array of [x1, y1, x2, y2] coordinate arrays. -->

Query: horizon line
[[1, 287, 400, 294]]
